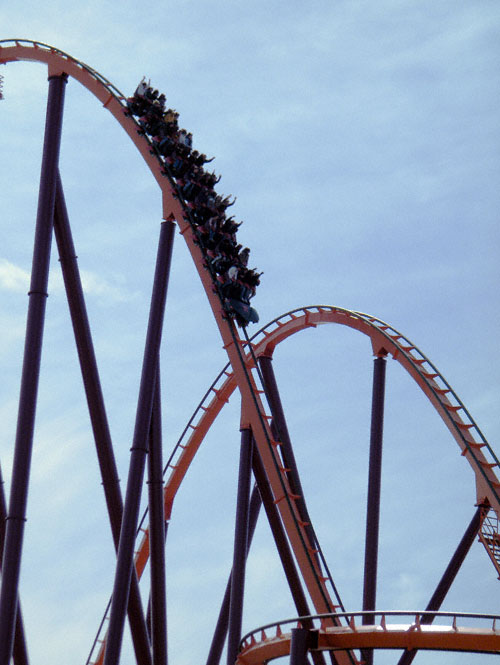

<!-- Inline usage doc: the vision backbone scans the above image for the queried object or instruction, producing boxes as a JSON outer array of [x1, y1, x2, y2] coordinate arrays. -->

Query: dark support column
[[53, 173, 152, 665], [361, 355, 387, 665], [290, 628, 310, 665], [0, 466, 29, 665], [251, 448, 310, 616], [396, 506, 483, 665], [0, 73, 67, 664], [251, 449, 327, 665], [146, 520, 170, 641], [104, 219, 175, 665], [53, 173, 122, 536], [227, 428, 254, 665], [12, 612, 29, 665], [148, 365, 167, 665], [206, 483, 262, 665], [257, 356, 318, 558]]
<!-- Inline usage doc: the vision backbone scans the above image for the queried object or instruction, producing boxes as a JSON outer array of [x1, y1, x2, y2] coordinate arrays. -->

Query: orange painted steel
[[0, 41, 345, 664], [237, 618, 500, 665], [128, 306, 500, 663], [2, 40, 499, 664], [138, 305, 500, 583]]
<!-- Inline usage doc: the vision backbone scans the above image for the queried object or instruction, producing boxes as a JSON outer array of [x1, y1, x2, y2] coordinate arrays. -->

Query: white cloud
[[0, 258, 30, 292], [0, 258, 132, 306], [80, 269, 131, 303]]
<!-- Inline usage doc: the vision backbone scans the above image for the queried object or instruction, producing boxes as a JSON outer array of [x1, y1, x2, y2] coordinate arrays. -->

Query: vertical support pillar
[[103, 219, 175, 665], [257, 356, 317, 557], [361, 354, 387, 665], [53, 173, 152, 665], [206, 484, 262, 665], [396, 506, 482, 665], [148, 365, 167, 665], [290, 628, 309, 665], [0, 72, 67, 664], [226, 428, 254, 665], [251, 448, 327, 665], [0, 466, 29, 665], [12, 612, 29, 665], [53, 172, 122, 534], [251, 447, 310, 616]]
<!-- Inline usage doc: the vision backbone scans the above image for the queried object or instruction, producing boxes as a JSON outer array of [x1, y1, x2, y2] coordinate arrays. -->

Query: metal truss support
[[257, 356, 318, 557], [0, 72, 67, 665], [148, 365, 168, 665], [0, 465, 28, 665], [251, 447, 310, 615], [206, 483, 262, 665], [104, 219, 175, 665], [290, 627, 314, 665], [53, 172, 152, 665], [251, 447, 327, 665], [227, 428, 254, 665], [257, 357, 338, 665], [361, 355, 387, 665], [396, 506, 483, 665]]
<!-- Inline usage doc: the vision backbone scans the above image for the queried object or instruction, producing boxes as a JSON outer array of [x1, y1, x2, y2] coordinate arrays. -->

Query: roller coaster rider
[[126, 79, 259, 326]]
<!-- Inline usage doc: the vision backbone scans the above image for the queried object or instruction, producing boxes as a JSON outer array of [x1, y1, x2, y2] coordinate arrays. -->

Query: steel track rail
[[90, 305, 500, 661], [3, 40, 499, 663], [237, 611, 500, 664], [1, 42, 351, 665], [134, 305, 500, 572]]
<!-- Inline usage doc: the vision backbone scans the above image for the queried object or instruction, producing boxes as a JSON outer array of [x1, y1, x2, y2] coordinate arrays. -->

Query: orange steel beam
[[237, 624, 500, 665], [136, 306, 499, 580], [0, 42, 347, 664], [130, 304, 500, 601], [102, 304, 499, 665], [3, 42, 497, 533], [126, 303, 500, 664], [2, 42, 499, 664]]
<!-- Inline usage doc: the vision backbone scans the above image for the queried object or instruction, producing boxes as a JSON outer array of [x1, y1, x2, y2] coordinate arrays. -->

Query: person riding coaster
[[224, 297, 259, 327], [128, 77, 261, 327]]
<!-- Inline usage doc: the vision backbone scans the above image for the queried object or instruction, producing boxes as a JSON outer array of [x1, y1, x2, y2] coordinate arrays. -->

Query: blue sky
[[1, 2, 499, 664]]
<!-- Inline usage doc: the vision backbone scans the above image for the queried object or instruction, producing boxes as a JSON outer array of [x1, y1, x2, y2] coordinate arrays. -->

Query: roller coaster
[[0, 39, 499, 665]]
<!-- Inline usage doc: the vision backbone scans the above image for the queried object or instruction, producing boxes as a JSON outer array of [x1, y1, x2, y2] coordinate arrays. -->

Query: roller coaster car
[[225, 298, 259, 327]]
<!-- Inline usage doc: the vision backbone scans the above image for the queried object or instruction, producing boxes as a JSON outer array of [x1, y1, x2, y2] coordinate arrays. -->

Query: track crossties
[[2, 40, 499, 665]]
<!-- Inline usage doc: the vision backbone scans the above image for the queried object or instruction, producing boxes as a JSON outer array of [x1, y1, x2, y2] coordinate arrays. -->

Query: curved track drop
[[0, 40, 498, 665], [120, 306, 499, 663], [132, 306, 500, 573]]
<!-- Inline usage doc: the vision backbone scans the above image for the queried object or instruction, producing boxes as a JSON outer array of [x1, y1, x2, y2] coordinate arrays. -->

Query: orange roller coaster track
[[0, 39, 498, 665], [236, 611, 500, 664]]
